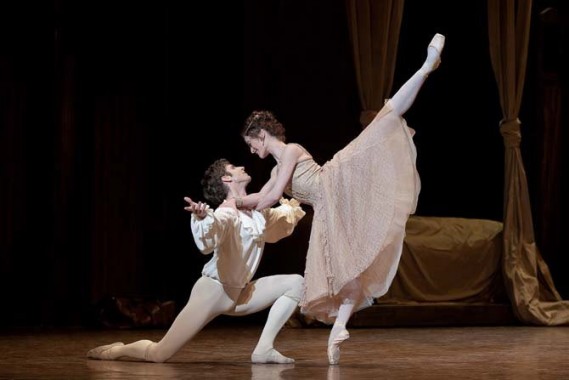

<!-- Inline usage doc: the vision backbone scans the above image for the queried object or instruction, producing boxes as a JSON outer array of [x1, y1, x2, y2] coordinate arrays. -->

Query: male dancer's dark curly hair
[[241, 110, 286, 142], [201, 158, 230, 207]]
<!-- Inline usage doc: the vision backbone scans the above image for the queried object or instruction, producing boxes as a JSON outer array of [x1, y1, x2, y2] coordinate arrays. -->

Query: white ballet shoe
[[327, 328, 349, 365], [86, 342, 124, 360], [429, 33, 445, 55], [425, 33, 445, 73], [251, 348, 295, 364]]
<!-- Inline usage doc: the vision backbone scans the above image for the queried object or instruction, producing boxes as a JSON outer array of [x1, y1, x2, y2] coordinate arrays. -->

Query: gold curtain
[[488, 0, 569, 325], [345, 0, 405, 128]]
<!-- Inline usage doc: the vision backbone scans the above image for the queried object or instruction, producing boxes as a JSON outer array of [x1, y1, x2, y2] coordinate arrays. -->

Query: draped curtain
[[345, 0, 405, 128], [487, 0, 569, 325], [535, 6, 566, 306]]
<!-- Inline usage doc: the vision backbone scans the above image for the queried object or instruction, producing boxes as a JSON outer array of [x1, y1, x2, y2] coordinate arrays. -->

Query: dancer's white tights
[[96, 274, 303, 363], [390, 39, 442, 117], [327, 299, 355, 365]]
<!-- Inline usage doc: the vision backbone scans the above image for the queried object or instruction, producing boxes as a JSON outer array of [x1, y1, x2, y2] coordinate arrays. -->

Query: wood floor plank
[[1, 324, 568, 379]]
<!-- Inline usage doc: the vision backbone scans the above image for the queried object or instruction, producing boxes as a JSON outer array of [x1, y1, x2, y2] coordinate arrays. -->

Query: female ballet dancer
[[238, 33, 445, 364]]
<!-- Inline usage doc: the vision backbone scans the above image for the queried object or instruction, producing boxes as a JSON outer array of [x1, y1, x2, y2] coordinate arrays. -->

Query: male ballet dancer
[[87, 158, 305, 364]]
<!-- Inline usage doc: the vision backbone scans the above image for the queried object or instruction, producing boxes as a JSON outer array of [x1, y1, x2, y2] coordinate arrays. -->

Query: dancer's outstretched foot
[[429, 33, 445, 53], [327, 326, 350, 365], [420, 33, 445, 75], [86, 342, 124, 360], [251, 348, 295, 364]]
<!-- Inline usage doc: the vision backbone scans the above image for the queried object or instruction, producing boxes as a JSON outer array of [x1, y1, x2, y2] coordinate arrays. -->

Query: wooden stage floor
[[1, 324, 568, 379]]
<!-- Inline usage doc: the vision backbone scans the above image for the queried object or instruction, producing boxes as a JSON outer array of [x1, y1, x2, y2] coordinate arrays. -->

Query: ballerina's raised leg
[[390, 33, 445, 117]]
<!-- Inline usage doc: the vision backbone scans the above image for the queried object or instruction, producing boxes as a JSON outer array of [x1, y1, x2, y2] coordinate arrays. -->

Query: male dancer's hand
[[183, 197, 209, 219]]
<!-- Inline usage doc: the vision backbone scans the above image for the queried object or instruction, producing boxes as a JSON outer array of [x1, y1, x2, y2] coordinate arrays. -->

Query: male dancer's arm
[[184, 196, 237, 254]]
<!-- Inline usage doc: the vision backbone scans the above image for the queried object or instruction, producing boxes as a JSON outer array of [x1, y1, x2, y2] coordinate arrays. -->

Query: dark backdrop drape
[[1, 0, 567, 327]]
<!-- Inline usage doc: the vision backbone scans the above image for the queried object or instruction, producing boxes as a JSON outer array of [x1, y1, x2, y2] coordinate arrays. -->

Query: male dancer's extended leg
[[228, 274, 304, 364], [87, 276, 238, 362]]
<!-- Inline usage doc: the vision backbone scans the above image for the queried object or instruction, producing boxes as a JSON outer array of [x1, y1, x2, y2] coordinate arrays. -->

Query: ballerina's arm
[[240, 144, 304, 210]]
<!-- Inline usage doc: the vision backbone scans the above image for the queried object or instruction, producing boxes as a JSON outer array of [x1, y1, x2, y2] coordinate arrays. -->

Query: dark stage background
[[1, 0, 567, 327]]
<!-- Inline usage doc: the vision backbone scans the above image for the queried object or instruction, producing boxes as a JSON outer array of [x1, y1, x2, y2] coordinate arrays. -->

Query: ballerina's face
[[244, 134, 269, 159]]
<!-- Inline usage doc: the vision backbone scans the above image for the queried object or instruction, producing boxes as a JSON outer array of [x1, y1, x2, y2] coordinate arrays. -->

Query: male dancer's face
[[224, 163, 251, 186]]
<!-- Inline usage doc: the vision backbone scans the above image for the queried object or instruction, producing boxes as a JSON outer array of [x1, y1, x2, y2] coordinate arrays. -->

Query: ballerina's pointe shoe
[[429, 33, 445, 55], [421, 33, 445, 74], [327, 328, 350, 365]]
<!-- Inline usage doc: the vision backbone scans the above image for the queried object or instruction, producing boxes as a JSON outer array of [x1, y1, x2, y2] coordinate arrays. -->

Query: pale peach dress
[[281, 102, 420, 324]]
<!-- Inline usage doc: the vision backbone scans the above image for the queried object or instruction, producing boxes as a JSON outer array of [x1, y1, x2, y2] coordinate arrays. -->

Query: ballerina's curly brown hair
[[241, 110, 286, 142]]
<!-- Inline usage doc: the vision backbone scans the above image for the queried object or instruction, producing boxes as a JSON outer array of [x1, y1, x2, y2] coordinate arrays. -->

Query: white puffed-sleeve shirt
[[190, 199, 305, 288]]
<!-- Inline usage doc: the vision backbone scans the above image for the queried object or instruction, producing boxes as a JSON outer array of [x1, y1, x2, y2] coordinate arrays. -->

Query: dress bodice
[[282, 158, 322, 207]]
